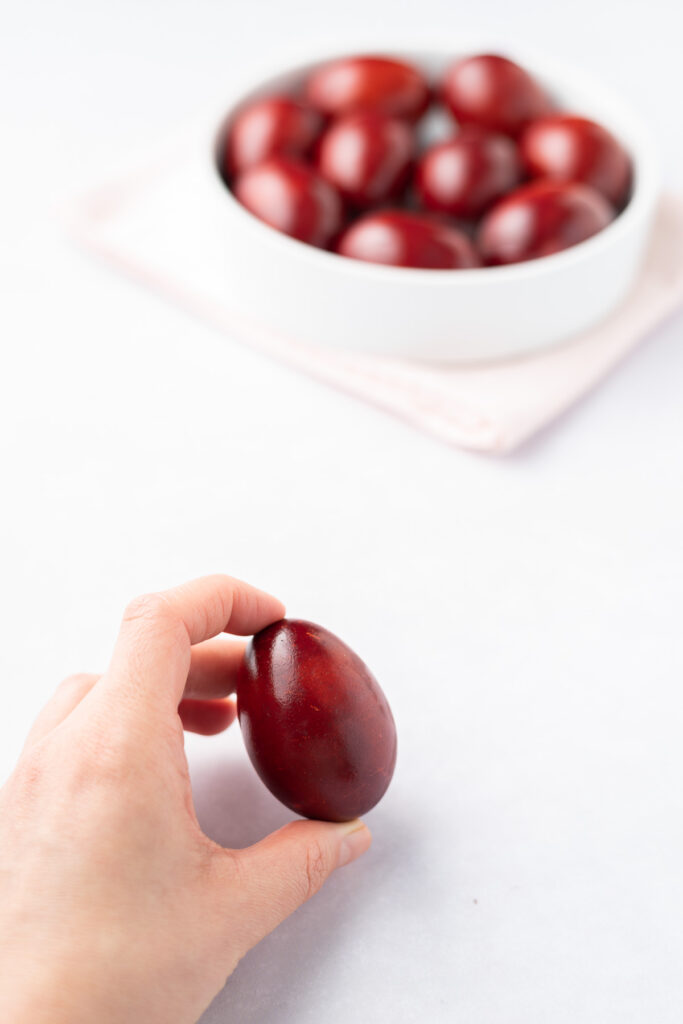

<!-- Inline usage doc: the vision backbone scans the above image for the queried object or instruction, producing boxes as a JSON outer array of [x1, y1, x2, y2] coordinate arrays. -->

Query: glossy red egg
[[317, 112, 414, 208], [306, 55, 430, 120], [336, 209, 481, 269], [233, 157, 343, 247], [337, 210, 481, 269], [520, 114, 632, 207], [442, 54, 552, 137], [224, 95, 324, 177], [237, 619, 397, 822], [415, 128, 521, 218], [478, 180, 614, 265]]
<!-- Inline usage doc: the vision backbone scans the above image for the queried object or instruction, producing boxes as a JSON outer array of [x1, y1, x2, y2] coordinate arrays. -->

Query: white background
[[2, 2, 683, 1022]]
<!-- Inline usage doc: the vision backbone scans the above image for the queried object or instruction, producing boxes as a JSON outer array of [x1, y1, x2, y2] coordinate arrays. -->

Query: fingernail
[[337, 820, 372, 867]]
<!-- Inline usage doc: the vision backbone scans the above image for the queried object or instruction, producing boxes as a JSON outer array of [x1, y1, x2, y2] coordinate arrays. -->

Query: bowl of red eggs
[[210, 46, 657, 363]]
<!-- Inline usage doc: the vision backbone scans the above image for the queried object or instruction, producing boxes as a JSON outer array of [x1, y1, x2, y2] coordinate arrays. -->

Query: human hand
[[0, 575, 372, 1024]]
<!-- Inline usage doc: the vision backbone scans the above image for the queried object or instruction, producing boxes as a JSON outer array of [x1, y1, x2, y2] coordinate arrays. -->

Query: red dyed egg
[[478, 180, 614, 265], [337, 210, 481, 268], [520, 114, 632, 207], [317, 112, 414, 208], [442, 54, 552, 137], [223, 95, 324, 177], [237, 619, 397, 822], [415, 128, 521, 218], [234, 157, 343, 246], [306, 55, 429, 120]]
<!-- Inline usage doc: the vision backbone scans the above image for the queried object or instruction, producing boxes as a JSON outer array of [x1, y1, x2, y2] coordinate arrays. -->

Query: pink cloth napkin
[[69, 143, 683, 453]]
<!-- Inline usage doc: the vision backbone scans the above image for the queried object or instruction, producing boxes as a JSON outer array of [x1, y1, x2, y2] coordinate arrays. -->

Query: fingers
[[104, 575, 284, 711], [22, 673, 100, 752], [217, 819, 372, 955], [158, 635, 245, 731], [178, 698, 237, 735], [184, 637, 247, 699], [23, 634, 243, 753]]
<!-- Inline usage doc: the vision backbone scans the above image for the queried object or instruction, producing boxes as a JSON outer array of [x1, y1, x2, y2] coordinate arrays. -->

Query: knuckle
[[121, 593, 187, 652], [85, 698, 151, 765], [13, 746, 47, 799], [302, 839, 330, 902], [56, 673, 97, 698], [122, 592, 171, 626]]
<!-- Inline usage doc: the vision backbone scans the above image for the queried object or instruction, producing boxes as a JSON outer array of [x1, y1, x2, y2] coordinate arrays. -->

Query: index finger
[[103, 574, 285, 710]]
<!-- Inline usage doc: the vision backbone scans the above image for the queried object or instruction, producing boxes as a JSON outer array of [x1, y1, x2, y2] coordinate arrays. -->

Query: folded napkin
[[69, 140, 683, 453]]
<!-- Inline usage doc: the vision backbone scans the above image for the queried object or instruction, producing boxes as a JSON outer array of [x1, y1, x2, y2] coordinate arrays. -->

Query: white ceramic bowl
[[208, 46, 658, 364]]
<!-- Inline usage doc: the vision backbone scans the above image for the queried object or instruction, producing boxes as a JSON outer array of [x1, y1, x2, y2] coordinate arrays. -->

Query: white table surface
[[2, 2, 683, 1021]]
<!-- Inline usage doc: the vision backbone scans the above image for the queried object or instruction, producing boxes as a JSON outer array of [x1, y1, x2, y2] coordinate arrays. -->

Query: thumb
[[222, 818, 372, 955]]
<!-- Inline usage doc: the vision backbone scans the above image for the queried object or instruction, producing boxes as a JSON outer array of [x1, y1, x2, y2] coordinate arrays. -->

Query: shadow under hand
[[190, 754, 295, 850], [190, 755, 414, 1024]]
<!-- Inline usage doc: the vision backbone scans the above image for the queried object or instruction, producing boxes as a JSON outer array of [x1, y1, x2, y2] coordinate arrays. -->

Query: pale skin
[[0, 575, 372, 1023]]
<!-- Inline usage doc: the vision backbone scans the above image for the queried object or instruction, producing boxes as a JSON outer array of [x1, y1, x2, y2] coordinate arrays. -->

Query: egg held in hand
[[236, 619, 397, 822]]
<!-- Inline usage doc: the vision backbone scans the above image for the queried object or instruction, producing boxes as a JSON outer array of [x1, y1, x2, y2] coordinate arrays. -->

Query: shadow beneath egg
[[190, 755, 415, 1024]]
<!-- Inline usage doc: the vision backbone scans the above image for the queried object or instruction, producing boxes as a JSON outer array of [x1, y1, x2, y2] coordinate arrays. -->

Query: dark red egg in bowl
[[210, 44, 658, 363]]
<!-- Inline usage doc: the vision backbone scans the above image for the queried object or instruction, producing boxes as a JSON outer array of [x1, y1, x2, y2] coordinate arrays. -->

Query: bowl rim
[[209, 40, 659, 286]]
